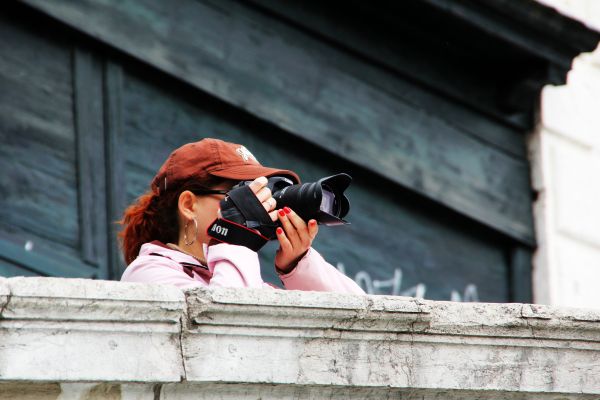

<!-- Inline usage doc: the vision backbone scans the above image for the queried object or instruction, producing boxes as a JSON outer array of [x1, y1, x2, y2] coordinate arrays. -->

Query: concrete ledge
[[1, 277, 599, 399], [0, 277, 185, 383]]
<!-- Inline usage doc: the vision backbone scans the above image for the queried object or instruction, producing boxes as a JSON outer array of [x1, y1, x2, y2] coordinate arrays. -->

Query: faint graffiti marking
[[450, 284, 479, 302], [337, 263, 479, 302]]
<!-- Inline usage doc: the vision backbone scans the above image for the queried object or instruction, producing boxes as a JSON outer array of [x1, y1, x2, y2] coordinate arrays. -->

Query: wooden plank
[[509, 246, 533, 303], [73, 48, 109, 274], [22, 0, 536, 244], [0, 239, 98, 278], [423, 0, 600, 71], [0, 11, 80, 252], [0, 260, 40, 277], [0, 9, 111, 279], [247, 0, 533, 139], [103, 61, 127, 279]]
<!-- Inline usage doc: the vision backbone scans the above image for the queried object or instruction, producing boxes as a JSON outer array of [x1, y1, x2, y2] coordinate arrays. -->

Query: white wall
[[531, 0, 600, 307]]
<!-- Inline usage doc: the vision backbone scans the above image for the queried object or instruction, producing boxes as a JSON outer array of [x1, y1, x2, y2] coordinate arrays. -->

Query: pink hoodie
[[121, 241, 365, 294]]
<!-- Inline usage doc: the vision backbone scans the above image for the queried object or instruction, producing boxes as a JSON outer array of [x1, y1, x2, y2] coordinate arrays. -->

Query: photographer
[[119, 138, 364, 294]]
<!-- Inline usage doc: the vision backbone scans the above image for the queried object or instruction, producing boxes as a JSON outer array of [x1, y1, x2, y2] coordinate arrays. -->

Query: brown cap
[[152, 138, 300, 193]]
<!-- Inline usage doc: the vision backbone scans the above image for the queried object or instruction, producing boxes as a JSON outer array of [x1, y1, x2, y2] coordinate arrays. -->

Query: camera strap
[[207, 218, 269, 252], [207, 185, 278, 251]]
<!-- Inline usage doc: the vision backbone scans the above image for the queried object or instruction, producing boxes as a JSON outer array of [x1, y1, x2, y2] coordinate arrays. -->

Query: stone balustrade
[[1, 277, 599, 399]]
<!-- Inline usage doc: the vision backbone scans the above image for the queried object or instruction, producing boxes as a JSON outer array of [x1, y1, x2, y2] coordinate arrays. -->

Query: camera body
[[233, 173, 352, 226]]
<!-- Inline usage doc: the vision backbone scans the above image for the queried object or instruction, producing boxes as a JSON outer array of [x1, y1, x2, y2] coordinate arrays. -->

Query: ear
[[178, 190, 197, 220]]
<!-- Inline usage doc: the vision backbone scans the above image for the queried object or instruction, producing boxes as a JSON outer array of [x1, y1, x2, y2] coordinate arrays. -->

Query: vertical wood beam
[[72, 48, 108, 278], [509, 245, 533, 303], [104, 61, 126, 279]]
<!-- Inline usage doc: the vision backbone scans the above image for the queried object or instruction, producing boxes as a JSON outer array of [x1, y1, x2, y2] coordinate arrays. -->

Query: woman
[[119, 138, 364, 294]]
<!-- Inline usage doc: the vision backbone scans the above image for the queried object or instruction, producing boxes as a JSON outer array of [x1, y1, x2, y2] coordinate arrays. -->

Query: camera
[[235, 173, 352, 226], [208, 173, 353, 249]]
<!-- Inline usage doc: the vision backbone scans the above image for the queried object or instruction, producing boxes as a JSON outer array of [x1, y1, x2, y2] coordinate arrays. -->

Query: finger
[[260, 197, 277, 214], [307, 219, 319, 240], [284, 207, 307, 231], [276, 226, 293, 253], [268, 209, 278, 222], [255, 186, 272, 203], [248, 176, 268, 194], [278, 209, 300, 246], [284, 207, 311, 247]]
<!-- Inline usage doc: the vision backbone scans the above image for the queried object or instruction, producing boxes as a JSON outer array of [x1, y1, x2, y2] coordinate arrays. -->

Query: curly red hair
[[118, 177, 230, 264]]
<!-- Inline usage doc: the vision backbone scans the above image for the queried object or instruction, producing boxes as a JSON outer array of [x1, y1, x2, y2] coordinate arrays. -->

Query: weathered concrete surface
[[159, 383, 600, 400], [1, 277, 600, 399], [0, 277, 185, 382], [183, 287, 600, 396]]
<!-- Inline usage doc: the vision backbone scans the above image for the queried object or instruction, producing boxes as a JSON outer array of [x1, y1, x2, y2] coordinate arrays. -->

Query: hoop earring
[[184, 218, 198, 246]]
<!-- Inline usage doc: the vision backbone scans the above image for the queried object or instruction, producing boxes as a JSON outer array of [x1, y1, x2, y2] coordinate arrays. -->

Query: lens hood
[[271, 173, 352, 226]]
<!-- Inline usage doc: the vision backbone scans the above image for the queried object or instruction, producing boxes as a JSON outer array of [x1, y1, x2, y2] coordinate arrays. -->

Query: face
[[179, 181, 237, 248], [193, 190, 228, 245]]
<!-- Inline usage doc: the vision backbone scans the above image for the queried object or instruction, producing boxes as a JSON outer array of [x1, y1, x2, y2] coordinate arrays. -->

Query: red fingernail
[[309, 220, 317, 226], [284, 207, 291, 214], [278, 209, 285, 217], [276, 227, 283, 234]]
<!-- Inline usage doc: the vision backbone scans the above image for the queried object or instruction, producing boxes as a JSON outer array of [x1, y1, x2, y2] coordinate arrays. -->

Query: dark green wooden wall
[[0, 10, 103, 278], [5, 0, 593, 302]]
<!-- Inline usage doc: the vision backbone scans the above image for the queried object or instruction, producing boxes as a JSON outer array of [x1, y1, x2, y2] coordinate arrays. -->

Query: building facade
[[0, 0, 598, 304]]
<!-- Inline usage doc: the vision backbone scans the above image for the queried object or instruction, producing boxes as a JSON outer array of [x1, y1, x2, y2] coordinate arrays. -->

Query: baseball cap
[[152, 138, 301, 193]]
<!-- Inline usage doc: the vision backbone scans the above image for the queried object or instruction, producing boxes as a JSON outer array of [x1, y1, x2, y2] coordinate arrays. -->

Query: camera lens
[[268, 173, 351, 226]]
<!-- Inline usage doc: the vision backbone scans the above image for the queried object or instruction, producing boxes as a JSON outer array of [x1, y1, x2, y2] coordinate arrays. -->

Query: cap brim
[[209, 165, 300, 184]]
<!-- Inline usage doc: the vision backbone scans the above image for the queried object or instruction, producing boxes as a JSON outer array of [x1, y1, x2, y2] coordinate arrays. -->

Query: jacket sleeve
[[279, 247, 365, 294], [120, 255, 206, 290], [206, 243, 266, 288], [121, 244, 267, 289]]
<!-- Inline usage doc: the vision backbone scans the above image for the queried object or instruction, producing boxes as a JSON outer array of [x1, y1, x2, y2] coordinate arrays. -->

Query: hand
[[209, 177, 279, 251], [217, 176, 278, 222], [275, 207, 318, 273]]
